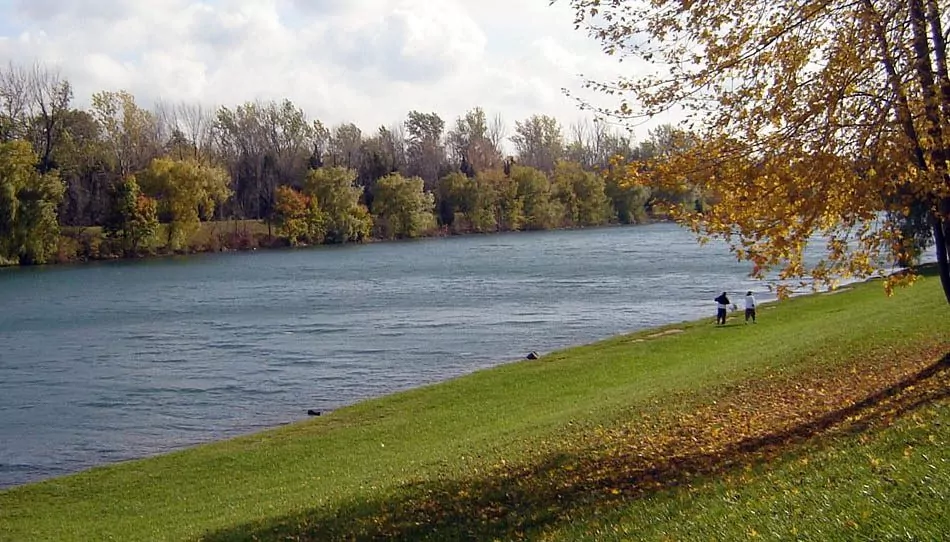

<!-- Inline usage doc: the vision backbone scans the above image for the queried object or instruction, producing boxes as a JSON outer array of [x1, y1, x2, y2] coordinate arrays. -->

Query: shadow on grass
[[201, 353, 950, 542]]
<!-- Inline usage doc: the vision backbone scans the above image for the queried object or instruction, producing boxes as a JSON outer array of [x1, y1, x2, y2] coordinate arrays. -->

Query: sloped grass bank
[[0, 268, 947, 541]]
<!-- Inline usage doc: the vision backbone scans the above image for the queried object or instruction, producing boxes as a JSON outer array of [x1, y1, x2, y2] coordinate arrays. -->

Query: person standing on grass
[[714, 291, 730, 325], [744, 291, 757, 323]]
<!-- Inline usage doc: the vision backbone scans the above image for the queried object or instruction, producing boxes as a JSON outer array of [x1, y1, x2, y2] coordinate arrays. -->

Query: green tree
[[371, 172, 436, 239], [478, 168, 524, 231], [510, 165, 562, 230], [302, 166, 371, 243], [138, 157, 231, 251], [435, 171, 477, 230], [603, 155, 651, 224], [0, 140, 64, 265], [552, 160, 611, 226], [103, 175, 158, 255], [470, 170, 502, 233]]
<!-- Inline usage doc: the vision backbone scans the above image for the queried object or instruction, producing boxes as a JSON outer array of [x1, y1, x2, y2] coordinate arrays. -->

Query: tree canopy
[[0, 140, 63, 264], [1, 59, 713, 265], [563, 0, 950, 301]]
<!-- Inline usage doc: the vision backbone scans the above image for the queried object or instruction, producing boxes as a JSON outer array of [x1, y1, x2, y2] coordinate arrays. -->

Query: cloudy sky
[[0, 0, 669, 141]]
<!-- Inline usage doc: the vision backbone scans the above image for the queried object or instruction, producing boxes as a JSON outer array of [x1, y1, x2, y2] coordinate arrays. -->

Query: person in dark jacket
[[714, 292, 731, 325]]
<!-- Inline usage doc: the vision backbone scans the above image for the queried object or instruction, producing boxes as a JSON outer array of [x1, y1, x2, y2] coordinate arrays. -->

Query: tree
[[272, 185, 323, 246], [552, 160, 611, 226], [510, 165, 563, 230], [302, 166, 371, 243], [446, 107, 504, 175], [103, 175, 158, 255], [603, 155, 651, 225], [212, 100, 314, 220], [371, 172, 436, 239], [0, 140, 64, 264], [27, 65, 73, 173], [435, 171, 479, 231], [138, 158, 231, 251], [563, 0, 950, 301], [358, 125, 406, 189], [326, 123, 363, 170], [0, 63, 30, 142], [405, 111, 447, 188], [89, 90, 160, 176], [510, 115, 564, 173], [52, 109, 110, 226], [564, 119, 636, 170]]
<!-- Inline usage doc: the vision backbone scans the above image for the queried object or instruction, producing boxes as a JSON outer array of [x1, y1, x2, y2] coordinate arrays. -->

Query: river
[[0, 223, 840, 488]]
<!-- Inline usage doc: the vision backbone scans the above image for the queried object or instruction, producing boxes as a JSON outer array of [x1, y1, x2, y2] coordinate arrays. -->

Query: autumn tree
[[0, 140, 64, 264], [302, 166, 371, 243], [103, 175, 158, 255], [138, 157, 231, 250], [272, 185, 324, 246], [563, 0, 950, 301], [371, 172, 436, 239]]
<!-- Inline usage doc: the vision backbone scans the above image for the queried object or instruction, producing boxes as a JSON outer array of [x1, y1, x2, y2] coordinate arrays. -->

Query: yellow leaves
[[564, 0, 950, 302]]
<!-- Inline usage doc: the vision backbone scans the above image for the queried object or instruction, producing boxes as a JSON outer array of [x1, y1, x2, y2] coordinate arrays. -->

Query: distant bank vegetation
[[0, 62, 706, 266]]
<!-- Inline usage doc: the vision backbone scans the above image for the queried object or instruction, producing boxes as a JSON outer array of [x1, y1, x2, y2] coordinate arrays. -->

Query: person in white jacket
[[744, 291, 757, 323]]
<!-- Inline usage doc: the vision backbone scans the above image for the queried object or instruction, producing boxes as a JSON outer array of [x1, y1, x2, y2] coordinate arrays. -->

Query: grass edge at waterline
[[0, 266, 947, 541]]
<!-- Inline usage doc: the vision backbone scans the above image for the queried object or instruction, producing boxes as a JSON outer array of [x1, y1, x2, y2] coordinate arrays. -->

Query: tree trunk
[[924, 0, 950, 302], [909, 0, 950, 302], [932, 204, 950, 303]]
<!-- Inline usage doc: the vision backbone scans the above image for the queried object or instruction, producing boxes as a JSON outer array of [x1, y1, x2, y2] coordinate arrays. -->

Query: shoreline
[[0, 267, 946, 540], [2, 263, 936, 491], [1, 217, 669, 271]]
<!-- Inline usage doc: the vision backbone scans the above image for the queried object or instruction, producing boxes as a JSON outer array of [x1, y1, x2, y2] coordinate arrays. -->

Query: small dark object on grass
[[526, 351, 540, 360], [307, 409, 321, 416]]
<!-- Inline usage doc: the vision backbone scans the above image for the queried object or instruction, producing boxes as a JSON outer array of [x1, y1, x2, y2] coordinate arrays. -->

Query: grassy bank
[[0, 268, 947, 541]]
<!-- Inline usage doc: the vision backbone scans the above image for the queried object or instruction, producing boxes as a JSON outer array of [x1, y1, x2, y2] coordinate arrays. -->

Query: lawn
[[0, 267, 947, 541]]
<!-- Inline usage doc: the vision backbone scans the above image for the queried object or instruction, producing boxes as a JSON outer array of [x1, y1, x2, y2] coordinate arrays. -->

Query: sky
[[0, 0, 670, 142]]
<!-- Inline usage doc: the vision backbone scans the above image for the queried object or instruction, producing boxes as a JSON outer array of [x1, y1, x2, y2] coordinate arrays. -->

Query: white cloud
[[0, 0, 672, 141]]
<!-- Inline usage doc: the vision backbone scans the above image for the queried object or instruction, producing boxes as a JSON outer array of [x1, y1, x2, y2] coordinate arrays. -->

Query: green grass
[[0, 268, 947, 541]]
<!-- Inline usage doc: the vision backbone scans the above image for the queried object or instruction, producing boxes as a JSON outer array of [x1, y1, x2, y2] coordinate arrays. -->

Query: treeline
[[0, 62, 701, 265]]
